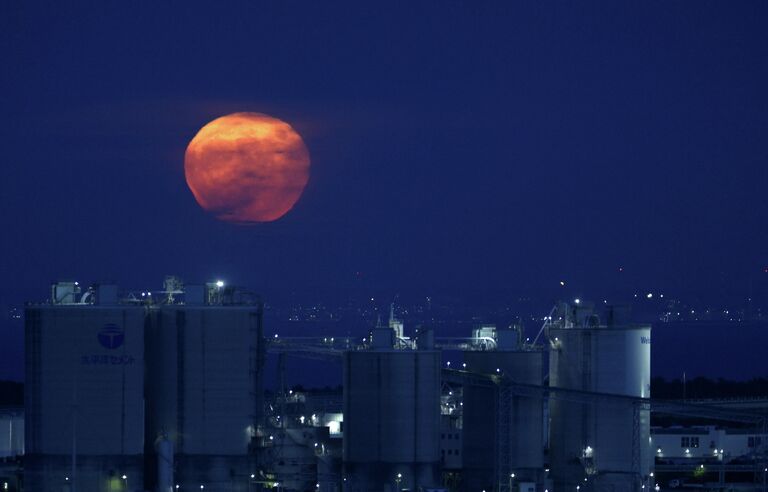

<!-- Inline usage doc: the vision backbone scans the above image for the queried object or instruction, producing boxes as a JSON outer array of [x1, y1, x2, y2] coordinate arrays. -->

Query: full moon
[[184, 112, 310, 223]]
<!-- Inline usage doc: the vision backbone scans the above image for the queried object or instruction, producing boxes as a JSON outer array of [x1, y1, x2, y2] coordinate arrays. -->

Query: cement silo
[[458, 325, 546, 491], [462, 350, 545, 490], [343, 327, 441, 491], [25, 284, 145, 492], [144, 299, 264, 492], [549, 305, 652, 492]]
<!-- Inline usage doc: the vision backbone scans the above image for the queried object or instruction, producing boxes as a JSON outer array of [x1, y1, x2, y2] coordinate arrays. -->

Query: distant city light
[[574, 298, 581, 304], [560, 281, 565, 286]]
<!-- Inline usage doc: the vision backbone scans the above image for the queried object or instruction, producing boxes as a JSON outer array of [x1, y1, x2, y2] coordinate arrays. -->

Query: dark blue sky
[[2, 2, 768, 304]]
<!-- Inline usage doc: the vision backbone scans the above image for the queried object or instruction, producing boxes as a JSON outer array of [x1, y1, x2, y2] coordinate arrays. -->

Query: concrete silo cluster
[[25, 281, 652, 492], [25, 279, 263, 492]]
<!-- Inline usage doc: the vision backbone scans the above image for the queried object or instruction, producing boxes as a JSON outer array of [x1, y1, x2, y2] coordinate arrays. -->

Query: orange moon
[[184, 112, 310, 223]]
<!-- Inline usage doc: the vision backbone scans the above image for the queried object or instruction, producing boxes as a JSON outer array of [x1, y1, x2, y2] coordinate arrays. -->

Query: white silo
[[549, 304, 652, 492], [25, 284, 146, 492]]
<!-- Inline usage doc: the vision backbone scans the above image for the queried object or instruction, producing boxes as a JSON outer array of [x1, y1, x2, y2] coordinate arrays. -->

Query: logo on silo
[[98, 323, 124, 349]]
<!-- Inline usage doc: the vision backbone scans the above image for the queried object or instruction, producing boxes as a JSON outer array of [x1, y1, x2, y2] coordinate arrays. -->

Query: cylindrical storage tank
[[145, 305, 263, 492], [24, 305, 146, 492], [549, 325, 651, 492], [343, 349, 441, 492], [0, 409, 24, 458], [462, 350, 545, 490]]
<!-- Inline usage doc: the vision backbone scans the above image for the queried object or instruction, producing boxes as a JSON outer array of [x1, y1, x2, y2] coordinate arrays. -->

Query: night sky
[[2, 2, 768, 381]]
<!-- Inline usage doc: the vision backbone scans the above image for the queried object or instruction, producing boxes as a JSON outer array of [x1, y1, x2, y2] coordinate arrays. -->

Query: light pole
[[394, 473, 402, 491], [509, 472, 515, 491], [121, 475, 128, 491]]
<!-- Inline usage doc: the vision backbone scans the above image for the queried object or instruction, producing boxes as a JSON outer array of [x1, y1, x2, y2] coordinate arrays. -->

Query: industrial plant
[[4, 278, 766, 491]]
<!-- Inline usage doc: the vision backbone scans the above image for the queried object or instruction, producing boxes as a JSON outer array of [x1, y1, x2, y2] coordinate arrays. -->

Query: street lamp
[[122, 474, 128, 491], [395, 473, 402, 491]]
